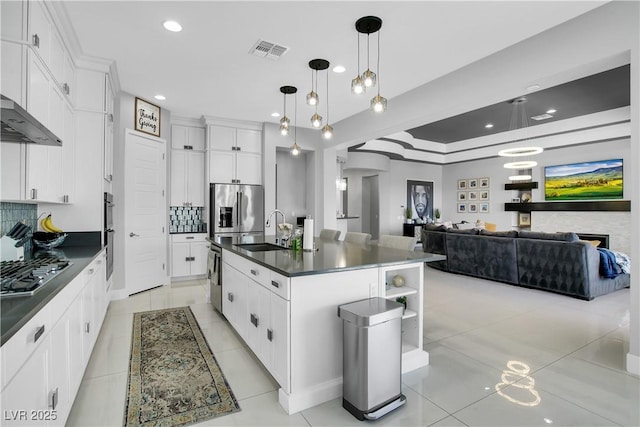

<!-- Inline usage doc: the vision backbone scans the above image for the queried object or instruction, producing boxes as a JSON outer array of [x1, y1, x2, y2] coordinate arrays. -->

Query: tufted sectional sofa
[[421, 226, 630, 300]]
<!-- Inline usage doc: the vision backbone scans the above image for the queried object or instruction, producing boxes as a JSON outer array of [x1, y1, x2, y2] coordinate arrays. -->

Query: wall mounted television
[[544, 159, 623, 201]]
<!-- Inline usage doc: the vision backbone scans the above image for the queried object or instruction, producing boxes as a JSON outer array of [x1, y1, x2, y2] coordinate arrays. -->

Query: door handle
[[267, 329, 273, 342], [130, 232, 139, 237], [228, 292, 234, 302]]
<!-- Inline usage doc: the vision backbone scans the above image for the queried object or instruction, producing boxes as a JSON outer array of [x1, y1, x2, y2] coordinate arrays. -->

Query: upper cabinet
[[170, 125, 205, 207], [207, 124, 262, 185], [172, 125, 205, 151]]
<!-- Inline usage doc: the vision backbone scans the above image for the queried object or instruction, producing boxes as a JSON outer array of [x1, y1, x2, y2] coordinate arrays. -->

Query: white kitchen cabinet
[[170, 150, 205, 207], [103, 76, 114, 183], [28, 1, 52, 70], [0, 336, 50, 426], [0, 250, 108, 427], [222, 251, 291, 392], [207, 125, 262, 185], [222, 262, 249, 341], [1, 40, 26, 105], [1, 0, 26, 41], [246, 279, 271, 364], [171, 234, 209, 278], [172, 125, 205, 151], [268, 292, 290, 392], [48, 314, 72, 426], [60, 101, 75, 203]]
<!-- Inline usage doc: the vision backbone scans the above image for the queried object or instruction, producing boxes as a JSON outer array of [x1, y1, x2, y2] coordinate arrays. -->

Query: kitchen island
[[211, 235, 445, 414]]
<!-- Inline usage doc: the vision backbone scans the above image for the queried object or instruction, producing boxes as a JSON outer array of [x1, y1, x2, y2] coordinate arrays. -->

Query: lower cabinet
[[171, 234, 209, 278], [222, 254, 290, 392], [0, 250, 108, 426]]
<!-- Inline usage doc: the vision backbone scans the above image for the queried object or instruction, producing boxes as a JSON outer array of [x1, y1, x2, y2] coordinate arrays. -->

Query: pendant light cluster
[[499, 97, 543, 181], [279, 86, 300, 155], [306, 59, 333, 139], [352, 16, 386, 113]]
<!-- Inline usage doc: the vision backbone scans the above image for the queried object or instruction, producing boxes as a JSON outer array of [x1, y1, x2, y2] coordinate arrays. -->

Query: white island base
[[221, 247, 431, 415], [277, 263, 428, 414]]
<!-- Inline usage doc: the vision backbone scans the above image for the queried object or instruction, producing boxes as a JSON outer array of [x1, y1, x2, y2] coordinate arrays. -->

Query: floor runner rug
[[124, 306, 240, 426]]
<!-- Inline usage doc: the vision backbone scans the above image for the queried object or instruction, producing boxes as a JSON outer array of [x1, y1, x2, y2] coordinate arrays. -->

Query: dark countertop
[[209, 234, 445, 277], [1, 244, 104, 346], [336, 216, 360, 220]]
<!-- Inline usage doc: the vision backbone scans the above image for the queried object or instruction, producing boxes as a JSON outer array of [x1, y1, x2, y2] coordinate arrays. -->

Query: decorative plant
[[395, 296, 407, 312], [405, 207, 412, 219], [435, 208, 441, 219]]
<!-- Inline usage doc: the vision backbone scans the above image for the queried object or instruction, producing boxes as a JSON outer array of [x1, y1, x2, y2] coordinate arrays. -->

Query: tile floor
[[67, 266, 639, 426]]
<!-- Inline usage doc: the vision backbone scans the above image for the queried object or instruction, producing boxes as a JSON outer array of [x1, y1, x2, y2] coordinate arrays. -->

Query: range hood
[[1, 95, 62, 146]]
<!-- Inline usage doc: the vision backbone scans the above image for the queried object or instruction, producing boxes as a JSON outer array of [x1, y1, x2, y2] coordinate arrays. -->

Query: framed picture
[[407, 180, 434, 223], [457, 191, 467, 201], [457, 179, 467, 190], [468, 178, 478, 188], [468, 191, 478, 200], [135, 97, 161, 137], [457, 203, 466, 213], [468, 203, 478, 213], [479, 191, 490, 201], [479, 203, 490, 213], [518, 212, 531, 227], [511, 197, 521, 203], [545, 159, 623, 200], [479, 177, 490, 188]]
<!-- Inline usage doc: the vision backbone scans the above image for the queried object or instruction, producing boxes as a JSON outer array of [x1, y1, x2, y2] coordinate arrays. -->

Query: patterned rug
[[124, 307, 240, 426]]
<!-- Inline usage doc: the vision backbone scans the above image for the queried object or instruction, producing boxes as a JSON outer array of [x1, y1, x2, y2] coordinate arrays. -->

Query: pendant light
[[351, 34, 364, 94], [308, 59, 329, 128], [353, 16, 382, 97], [370, 28, 387, 113], [279, 86, 297, 136], [306, 66, 318, 106], [321, 65, 333, 139], [290, 86, 300, 155]]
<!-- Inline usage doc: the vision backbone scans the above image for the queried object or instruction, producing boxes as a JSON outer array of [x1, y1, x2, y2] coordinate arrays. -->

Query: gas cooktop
[[0, 256, 72, 298]]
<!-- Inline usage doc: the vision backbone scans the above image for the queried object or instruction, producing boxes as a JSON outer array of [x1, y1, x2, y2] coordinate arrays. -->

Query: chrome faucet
[[265, 209, 286, 230]]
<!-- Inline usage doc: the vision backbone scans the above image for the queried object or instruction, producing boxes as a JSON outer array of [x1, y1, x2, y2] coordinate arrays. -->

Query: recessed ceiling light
[[154, 94, 166, 100], [271, 112, 280, 117], [546, 108, 557, 114], [485, 123, 494, 129], [163, 20, 182, 32], [526, 84, 540, 92], [333, 65, 346, 73]]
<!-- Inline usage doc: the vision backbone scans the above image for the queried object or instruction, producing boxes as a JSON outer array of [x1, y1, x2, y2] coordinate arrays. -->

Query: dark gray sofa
[[422, 226, 630, 300]]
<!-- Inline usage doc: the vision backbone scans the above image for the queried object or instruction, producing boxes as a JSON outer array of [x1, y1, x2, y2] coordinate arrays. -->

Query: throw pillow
[[579, 239, 601, 248], [518, 231, 579, 242], [448, 228, 479, 235], [424, 224, 447, 232], [480, 230, 518, 238]]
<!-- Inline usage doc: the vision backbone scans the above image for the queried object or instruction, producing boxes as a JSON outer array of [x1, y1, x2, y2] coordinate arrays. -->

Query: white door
[[124, 130, 167, 295]]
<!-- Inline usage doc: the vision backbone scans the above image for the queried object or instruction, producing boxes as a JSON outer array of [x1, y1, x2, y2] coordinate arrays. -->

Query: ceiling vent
[[530, 113, 554, 121], [249, 39, 289, 60]]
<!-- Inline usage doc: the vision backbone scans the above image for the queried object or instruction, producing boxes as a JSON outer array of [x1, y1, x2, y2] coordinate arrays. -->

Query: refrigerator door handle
[[238, 191, 243, 226]]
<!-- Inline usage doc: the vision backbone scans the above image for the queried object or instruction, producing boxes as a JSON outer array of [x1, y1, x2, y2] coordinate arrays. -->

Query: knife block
[[0, 236, 25, 261]]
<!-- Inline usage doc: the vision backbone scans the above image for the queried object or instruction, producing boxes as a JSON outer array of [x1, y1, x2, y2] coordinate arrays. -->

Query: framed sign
[[135, 97, 161, 137]]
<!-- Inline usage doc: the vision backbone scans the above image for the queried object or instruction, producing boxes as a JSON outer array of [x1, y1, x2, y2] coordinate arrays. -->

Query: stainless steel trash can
[[338, 297, 406, 420]]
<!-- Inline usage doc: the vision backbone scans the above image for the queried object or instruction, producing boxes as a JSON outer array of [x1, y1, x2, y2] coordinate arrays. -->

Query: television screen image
[[544, 159, 623, 201]]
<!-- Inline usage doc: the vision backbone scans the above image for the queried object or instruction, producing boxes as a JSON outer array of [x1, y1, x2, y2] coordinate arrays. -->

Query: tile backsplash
[[1, 202, 37, 235], [169, 206, 207, 233]]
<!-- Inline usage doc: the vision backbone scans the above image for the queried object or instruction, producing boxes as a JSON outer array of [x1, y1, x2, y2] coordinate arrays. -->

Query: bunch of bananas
[[40, 214, 63, 233]]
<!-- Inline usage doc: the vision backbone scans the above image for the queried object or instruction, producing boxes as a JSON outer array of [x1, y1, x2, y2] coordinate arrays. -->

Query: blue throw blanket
[[598, 248, 622, 278]]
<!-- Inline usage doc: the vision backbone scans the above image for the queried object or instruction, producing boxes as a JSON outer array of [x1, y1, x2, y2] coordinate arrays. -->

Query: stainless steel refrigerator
[[209, 183, 264, 237]]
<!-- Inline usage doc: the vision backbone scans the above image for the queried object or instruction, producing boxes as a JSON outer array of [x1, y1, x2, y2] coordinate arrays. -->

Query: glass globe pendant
[[310, 113, 323, 128], [370, 94, 387, 113], [321, 124, 333, 139]]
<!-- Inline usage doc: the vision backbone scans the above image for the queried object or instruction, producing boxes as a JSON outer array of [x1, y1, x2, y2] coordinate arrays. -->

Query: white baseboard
[[109, 289, 129, 301], [627, 352, 640, 376], [278, 378, 343, 415]]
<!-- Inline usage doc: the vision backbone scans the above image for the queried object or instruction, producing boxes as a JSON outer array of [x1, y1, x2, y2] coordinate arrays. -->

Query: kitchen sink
[[234, 243, 288, 252]]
